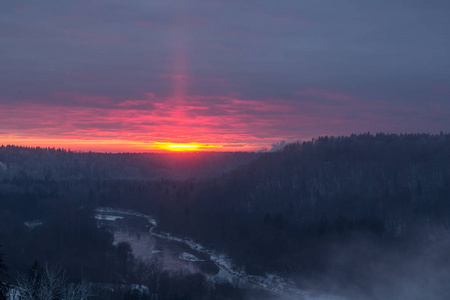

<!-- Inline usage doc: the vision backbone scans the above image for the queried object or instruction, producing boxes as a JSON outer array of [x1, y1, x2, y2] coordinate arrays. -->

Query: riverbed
[[95, 207, 347, 300]]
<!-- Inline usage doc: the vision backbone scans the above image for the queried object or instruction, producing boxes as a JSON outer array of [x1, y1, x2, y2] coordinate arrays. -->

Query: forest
[[1, 133, 450, 299]]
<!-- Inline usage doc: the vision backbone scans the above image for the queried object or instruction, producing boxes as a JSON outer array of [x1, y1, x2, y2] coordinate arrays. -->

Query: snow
[[151, 228, 299, 295], [179, 252, 205, 262], [130, 284, 148, 293], [96, 207, 157, 226], [96, 207, 348, 299], [24, 220, 43, 229], [212, 269, 238, 284], [94, 214, 124, 221]]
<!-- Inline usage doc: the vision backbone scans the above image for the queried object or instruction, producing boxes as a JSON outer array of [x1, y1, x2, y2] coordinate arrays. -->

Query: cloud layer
[[1, 0, 449, 151]]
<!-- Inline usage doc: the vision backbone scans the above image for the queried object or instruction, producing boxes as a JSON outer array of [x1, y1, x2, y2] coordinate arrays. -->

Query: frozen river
[[95, 207, 347, 300]]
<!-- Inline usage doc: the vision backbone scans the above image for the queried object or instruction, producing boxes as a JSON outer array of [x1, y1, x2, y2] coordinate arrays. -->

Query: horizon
[[1, 1, 449, 152], [2, 131, 447, 153]]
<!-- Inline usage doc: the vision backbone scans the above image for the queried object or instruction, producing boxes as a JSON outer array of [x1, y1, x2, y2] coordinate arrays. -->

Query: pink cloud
[[1, 89, 447, 152]]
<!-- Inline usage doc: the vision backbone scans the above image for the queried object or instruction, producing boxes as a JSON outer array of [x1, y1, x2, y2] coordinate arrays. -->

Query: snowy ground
[[24, 220, 43, 229], [179, 252, 205, 262], [96, 207, 157, 226], [94, 214, 124, 221]]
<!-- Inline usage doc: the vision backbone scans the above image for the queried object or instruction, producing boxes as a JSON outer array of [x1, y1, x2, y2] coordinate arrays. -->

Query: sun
[[145, 142, 216, 152], [164, 144, 201, 151]]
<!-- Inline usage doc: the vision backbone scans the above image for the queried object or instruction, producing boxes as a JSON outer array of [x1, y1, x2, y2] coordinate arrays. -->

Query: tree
[[16, 263, 92, 300], [144, 257, 165, 300], [0, 246, 8, 300]]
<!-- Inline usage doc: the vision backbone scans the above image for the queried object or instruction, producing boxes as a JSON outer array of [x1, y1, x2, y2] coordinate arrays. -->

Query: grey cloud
[[1, 0, 450, 134]]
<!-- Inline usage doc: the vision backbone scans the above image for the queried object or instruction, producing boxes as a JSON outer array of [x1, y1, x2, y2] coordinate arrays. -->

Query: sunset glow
[[1, 1, 449, 153], [166, 144, 200, 151], [1, 2, 450, 299], [149, 143, 215, 152]]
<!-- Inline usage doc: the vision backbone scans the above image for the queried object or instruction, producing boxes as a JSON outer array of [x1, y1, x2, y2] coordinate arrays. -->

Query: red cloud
[[1, 89, 446, 152]]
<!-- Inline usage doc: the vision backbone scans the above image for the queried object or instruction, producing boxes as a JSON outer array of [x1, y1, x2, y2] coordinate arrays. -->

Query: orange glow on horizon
[[0, 95, 299, 153], [166, 144, 200, 151], [142, 142, 218, 152], [0, 137, 256, 153]]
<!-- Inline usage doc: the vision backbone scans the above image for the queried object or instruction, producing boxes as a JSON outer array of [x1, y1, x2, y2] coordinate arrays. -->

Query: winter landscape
[[1, 135, 450, 299], [1, 1, 450, 299]]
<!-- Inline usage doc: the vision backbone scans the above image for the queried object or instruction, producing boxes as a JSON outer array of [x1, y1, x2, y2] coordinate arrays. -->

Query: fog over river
[[95, 208, 346, 300]]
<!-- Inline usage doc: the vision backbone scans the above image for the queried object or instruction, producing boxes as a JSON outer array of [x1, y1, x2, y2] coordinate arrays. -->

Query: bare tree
[[36, 265, 65, 299], [16, 262, 43, 300], [63, 281, 92, 300], [16, 263, 93, 300], [144, 257, 165, 300]]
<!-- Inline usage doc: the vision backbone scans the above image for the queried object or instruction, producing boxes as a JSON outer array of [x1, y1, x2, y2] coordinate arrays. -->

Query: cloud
[[1, 0, 450, 151]]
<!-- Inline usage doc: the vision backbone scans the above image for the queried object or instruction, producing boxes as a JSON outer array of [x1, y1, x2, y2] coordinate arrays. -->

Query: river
[[95, 207, 346, 300]]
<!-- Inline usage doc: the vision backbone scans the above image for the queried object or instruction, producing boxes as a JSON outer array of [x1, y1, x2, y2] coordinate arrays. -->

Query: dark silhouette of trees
[[0, 245, 8, 300], [143, 257, 165, 300], [2, 133, 450, 298]]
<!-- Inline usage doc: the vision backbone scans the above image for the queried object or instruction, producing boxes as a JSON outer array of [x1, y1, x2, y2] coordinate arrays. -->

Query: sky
[[1, 0, 449, 152]]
